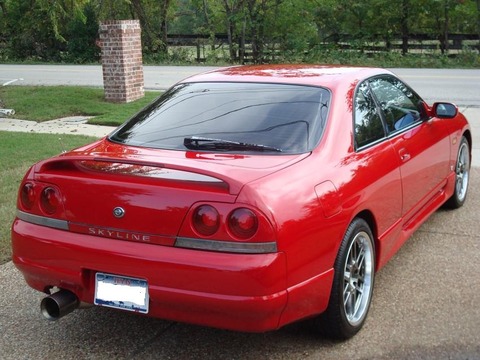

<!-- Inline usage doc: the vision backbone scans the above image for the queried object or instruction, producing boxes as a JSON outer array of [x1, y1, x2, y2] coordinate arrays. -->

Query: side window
[[369, 76, 422, 133], [354, 82, 385, 149]]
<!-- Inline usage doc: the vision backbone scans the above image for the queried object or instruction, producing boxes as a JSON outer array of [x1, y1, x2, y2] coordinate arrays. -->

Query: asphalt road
[[1, 65, 479, 359], [1, 65, 480, 106]]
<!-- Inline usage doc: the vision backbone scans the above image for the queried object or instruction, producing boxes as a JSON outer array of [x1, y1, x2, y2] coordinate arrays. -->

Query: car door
[[353, 81, 403, 235], [369, 75, 450, 221]]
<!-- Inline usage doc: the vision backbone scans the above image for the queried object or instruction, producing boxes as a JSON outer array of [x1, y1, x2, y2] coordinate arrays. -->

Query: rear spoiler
[[34, 155, 244, 195]]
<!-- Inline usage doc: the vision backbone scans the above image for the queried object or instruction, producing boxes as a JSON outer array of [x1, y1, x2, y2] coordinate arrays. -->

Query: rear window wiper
[[184, 136, 282, 152]]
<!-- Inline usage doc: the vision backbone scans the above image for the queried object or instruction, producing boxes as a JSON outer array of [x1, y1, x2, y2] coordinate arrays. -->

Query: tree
[[312, 0, 344, 43], [65, 2, 99, 63], [419, 0, 476, 54], [0, 0, 93, 60], [35, 0, 89, 42], [401, 0, 410, 54], [220, 0, 246, 61], [129, 0, 172, 54], [94, 0, 175, 55], [0, 0, 478, 63]]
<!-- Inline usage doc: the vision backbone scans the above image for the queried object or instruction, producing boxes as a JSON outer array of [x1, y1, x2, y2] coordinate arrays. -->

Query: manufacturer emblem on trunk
[[113, 207, 125, 218]]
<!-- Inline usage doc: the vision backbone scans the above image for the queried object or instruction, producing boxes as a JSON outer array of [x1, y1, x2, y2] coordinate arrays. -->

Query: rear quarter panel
[[237, 83, 403, 289]]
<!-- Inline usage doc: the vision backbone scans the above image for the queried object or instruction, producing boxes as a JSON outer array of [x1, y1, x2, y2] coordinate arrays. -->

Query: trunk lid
[[33, 140, 309, 244]]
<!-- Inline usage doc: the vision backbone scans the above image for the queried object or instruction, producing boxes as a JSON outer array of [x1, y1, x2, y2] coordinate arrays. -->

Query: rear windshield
[[109, 82, 330, 154]]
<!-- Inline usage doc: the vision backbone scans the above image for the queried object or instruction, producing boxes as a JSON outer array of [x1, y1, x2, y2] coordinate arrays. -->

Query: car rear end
[[12, 70, 333, 331], [11, 148, 291, 331]]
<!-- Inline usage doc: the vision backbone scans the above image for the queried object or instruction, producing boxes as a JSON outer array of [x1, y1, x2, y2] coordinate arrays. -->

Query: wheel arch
[[316, 209, 377, 339], [353, 209, 379, 270], [462, 130, 472, 155]]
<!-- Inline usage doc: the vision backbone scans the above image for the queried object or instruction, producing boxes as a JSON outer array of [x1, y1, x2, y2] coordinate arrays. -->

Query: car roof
[[180, 65, 393, 90]]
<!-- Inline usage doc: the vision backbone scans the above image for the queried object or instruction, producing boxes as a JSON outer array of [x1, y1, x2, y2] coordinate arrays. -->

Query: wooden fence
[[167, 33, 480, 63]]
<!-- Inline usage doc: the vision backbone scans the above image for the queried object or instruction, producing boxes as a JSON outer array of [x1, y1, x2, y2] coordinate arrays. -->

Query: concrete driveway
[[2, 168, 479, 359]]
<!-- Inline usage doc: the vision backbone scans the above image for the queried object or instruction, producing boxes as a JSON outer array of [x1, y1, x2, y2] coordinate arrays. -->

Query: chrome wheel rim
[[455, 142, 469, 202], [343, 231, 374, 326]]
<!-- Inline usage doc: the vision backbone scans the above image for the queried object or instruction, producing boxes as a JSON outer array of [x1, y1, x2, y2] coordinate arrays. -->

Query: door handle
[[401, 153, 411, 161], [399, 148, 411, 162]]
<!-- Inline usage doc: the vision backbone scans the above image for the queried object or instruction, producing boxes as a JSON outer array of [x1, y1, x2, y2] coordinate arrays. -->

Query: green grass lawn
[[0, 86, 160, 126], [0, 132, 98, 264]]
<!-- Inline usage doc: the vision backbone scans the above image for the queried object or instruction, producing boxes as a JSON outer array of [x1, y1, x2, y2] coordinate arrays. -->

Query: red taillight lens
[[193, 205, 220, 236], [20, 183, 35, 210], [228, 208, 258, 239], [40, 187, 60, 215]]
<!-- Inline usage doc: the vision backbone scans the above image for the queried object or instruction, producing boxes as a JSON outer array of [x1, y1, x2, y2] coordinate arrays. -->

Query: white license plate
[[94, 273, 149, 313]]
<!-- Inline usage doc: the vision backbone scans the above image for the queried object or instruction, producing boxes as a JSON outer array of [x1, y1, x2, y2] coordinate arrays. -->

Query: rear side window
[[354, 82, 385, 148], [110, 82, 330, 154]]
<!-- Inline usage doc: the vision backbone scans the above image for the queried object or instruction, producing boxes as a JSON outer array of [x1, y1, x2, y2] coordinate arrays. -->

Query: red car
[[11, 65, 471, 339]]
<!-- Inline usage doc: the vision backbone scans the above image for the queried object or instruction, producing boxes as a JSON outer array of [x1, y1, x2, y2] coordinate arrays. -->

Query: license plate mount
[[94, 272, 149, 314]]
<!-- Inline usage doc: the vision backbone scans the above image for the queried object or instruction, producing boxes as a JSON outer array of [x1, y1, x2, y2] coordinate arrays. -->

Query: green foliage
[[0, 0, 478, 64], [3, 1, 62, 61], [65, 3, 100, 63], [0, 0, 96, 61], [93, 0, 133, 20]]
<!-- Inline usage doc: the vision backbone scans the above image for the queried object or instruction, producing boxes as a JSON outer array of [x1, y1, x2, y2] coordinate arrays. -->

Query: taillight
[[20, 183, 35, 210], [193, 205, 220, 236], [178, 203, 276, 253], [40, 187, 61, 215], [228, 208, 258, 239]]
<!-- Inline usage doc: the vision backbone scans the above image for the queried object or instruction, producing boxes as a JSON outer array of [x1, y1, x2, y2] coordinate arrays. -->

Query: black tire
[[316, 218, 375, 340], [444, 136, 470, 209]]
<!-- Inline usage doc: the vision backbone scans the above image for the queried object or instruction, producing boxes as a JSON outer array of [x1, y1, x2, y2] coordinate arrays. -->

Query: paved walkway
[[0, 116, 115, 137]]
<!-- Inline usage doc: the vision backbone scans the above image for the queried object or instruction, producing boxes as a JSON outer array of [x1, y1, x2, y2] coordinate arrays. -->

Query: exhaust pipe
[[41, 289, 79, 321]]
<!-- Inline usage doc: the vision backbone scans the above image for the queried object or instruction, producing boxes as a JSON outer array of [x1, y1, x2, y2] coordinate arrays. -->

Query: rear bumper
[[12, 219, 334, 332], [12, 219, 290, 332]]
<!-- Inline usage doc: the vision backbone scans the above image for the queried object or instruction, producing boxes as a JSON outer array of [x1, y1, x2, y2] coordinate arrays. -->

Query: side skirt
[[376, 173, 455, 270]]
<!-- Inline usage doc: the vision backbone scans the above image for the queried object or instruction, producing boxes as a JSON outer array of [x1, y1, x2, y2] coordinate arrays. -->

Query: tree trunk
[[159, 0, 170, 54], [201, 0, 216, 51], [477, 0, 480, 51], [130, 0, 154, 51], [225, 8, 237, 61], [239, 17, 246, 63], [401, 0, 409, 55], [223, 0, 244, 62], [130, 0, 170, 54], [439, 1, 450, 54], [246, 0, 268, 64], [0, 1, 6, 16]]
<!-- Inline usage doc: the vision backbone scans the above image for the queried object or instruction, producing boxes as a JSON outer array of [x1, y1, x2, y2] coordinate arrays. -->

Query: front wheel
[[316, 218, 375, 340], [445, 136, 470, 209]]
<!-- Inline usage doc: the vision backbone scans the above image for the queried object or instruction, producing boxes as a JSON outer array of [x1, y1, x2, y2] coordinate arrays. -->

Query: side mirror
[[433, 102, 458, 118]]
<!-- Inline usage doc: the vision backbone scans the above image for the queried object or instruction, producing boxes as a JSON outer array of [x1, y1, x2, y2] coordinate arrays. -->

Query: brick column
[[99, 20, 144, 103]]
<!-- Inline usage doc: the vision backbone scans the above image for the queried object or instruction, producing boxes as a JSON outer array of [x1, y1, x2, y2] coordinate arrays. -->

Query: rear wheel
[[316, 218, 375, 340], [445, 136, 470, 209]]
